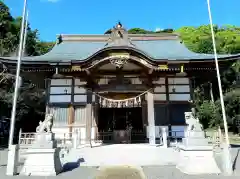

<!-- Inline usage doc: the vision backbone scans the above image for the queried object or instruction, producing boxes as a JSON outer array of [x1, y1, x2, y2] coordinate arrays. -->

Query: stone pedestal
[[6, 144, 19, 176], [177, 130, 221, 175], [20, 133, 62, 176], [182, 130, 209, 146], [176, 145, 221, 175], [221, 143, 233, 175], [176, 111, 221, 175], [177, 130, 220, 174]]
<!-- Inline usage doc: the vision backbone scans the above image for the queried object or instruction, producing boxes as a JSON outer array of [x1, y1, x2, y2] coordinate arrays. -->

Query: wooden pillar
[[166, 77, 171, 136], [68, 105, 74, 134], [147, 91, 155, 145], [69, 77, 75, 134], [91, 101, 98, 140], [142, 96, 147, 126], [141, 97, 147, 141], [86, 91, 92, 144]]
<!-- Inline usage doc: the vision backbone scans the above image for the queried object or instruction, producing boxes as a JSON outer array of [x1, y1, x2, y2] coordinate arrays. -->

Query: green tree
[[0, 72, 46, 123], [177, 25, 240, 54], [0, 1, 54, 56], [128, 28, 154, 34], [0, 1, 18, 56], [36, 41, 55, 55]]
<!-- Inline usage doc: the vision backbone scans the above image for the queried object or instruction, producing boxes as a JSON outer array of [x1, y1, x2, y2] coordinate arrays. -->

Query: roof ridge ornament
[[116, 21, 123, 29], [105, 22, 135, 47]]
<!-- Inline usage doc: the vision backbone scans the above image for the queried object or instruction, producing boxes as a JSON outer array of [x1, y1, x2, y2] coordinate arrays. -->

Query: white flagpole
[[206, 0, 232, 175], [22, 10, 28, 56], [8, 0, 28, 147]]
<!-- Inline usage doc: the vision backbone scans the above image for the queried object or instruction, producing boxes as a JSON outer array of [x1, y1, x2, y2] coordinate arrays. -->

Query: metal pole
[[8, 0, 28, 147], [22, 10, 28, 56], [206, 0, 232, 175], [209, 82, 214, 102]]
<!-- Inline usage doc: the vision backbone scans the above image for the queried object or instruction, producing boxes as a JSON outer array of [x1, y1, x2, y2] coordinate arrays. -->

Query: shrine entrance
[[98, 107, 143, 131], [98, 107, 146, 144]]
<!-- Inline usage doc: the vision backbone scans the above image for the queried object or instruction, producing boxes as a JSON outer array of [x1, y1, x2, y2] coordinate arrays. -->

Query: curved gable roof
[[0, 33, 239, 63]]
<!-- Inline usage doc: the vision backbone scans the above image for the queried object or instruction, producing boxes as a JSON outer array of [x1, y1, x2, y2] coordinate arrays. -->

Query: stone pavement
[[0, 165, 240, 179], [64, 144, 177, 166], [1, 145, 240, 178]]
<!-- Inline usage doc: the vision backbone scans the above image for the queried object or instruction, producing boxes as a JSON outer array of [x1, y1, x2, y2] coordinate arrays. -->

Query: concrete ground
[[64, 144, 177, 166], [0, 144, 240, 178], [1, 165, 240, 179]]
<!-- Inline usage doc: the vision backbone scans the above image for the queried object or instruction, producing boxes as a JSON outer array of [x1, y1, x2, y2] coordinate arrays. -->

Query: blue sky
[[4, 0, 240, 41]]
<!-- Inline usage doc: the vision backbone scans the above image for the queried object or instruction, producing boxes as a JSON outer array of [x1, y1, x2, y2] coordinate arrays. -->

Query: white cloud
[[155, 27, 162, 32]]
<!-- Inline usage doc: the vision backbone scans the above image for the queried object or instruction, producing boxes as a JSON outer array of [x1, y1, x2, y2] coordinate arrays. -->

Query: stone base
[[31, 133, 57, 148], [6, 145, 19, 176], [176, 145, 221, 175], [182, 137, 209, 146], [20, 148, 62, 176]]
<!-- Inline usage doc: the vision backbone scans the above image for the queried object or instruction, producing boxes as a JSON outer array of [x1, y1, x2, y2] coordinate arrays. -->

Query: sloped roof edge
[[0, 34, 240, 64]]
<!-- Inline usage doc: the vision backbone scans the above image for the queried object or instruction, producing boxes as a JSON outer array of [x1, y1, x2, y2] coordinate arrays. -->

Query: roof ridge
[[57, 33, 179, 42]]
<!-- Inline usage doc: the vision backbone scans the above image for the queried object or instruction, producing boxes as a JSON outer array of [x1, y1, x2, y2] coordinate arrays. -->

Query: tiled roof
[[0, 33, 239, 63]]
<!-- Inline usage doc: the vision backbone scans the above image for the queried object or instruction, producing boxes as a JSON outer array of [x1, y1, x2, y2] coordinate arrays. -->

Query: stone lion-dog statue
[[36, 113, 54, 133], [185, 111, 203, 131]]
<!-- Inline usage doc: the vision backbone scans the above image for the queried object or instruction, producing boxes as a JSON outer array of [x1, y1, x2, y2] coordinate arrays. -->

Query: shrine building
[[0, 23, 238, 145]]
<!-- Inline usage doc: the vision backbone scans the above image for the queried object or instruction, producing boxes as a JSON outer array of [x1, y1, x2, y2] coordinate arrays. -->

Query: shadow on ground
[[232, 148, 240, 171], [231, 144, 240, 148], [62, 158, 85, 173]]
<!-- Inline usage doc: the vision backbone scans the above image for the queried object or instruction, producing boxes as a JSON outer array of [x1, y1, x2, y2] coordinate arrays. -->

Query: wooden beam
[[148, 68, 153, 74]]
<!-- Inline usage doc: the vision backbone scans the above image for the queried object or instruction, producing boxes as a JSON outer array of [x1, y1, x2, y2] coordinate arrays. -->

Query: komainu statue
[[36, 114, 54, 133], [185, 109, 203, 132]]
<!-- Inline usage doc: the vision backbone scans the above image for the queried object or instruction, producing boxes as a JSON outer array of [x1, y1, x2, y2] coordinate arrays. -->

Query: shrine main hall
[[0, 23, 238, 145]]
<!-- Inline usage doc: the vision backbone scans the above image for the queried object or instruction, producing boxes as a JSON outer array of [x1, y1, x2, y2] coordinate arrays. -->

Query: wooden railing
[[94, 130, 147, 144]]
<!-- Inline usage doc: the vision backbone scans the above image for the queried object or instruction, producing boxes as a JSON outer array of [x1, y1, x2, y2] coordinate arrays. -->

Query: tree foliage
[[0, 1, 54, 56], [193, 60, 240, 131], [0, 1, 48, 134], [177, 25, 240, 54], [0, 71, 46, 122]]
